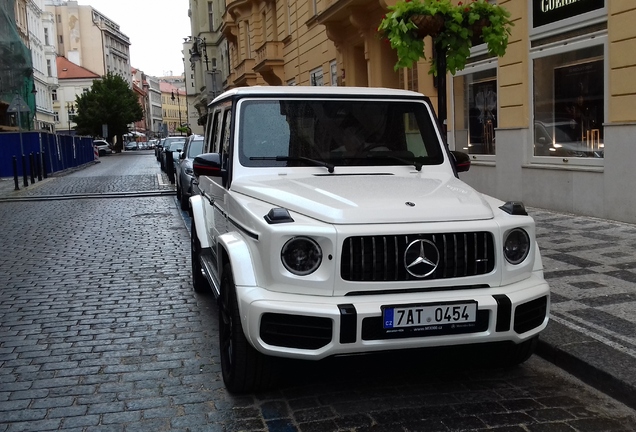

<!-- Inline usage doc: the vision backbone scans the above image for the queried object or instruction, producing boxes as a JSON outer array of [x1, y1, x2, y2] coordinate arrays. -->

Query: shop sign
[[533, 0, 604, 28]]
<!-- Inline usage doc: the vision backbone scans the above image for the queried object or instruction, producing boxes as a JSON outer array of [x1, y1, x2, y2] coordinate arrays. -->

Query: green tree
[[73, 73, 143, 151]]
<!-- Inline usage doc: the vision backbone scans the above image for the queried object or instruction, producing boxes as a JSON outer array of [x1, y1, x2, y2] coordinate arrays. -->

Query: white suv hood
[[233, 172, 494, 224]]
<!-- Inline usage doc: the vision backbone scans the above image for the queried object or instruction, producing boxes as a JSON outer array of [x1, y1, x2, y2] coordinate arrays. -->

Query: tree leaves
[[73, 73, 143, 149]]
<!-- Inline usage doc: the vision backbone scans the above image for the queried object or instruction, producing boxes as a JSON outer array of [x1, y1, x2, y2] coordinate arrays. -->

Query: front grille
[[341, 232, 495, 282], [260, 313, 332, 350]]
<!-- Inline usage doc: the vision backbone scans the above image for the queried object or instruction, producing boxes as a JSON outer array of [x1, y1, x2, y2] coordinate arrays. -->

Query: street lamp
[[31, 83, 37, 131], [66, 102, 75, 134], [188, 37, 209, 71], [171, 90, 183, 135]]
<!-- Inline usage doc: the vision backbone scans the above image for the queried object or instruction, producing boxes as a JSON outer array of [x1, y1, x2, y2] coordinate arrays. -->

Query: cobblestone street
[[1, 152, 635, 431]]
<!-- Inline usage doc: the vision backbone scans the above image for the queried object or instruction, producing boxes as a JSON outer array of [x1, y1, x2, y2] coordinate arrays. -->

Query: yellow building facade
[[218, 0, 636, 223]]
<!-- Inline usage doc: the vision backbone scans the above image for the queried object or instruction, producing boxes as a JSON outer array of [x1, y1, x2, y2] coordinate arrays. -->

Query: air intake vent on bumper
[[514, 296, 548, 334], [261, 313, 332, 350]]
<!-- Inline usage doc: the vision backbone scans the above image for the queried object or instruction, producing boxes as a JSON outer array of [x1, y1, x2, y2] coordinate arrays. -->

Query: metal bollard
[[22, 155, 28, 188], [13, 156, 19, 191], [166, 151, 175, 184], [29, 152, 35, 185], [42, 151, 48, 179], [36, 152, 42, 181]]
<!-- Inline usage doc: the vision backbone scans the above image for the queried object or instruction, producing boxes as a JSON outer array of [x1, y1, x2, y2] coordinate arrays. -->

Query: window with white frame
[[453, 66, 497, 155], [330, 61, 338, 86], [286, 0, 292, 38], [529, 0, 607, 163], [310, 67, 323, 86], [532, 40, 605, 160], [208, 1, 214, 32], [245, 21, 252, 58]]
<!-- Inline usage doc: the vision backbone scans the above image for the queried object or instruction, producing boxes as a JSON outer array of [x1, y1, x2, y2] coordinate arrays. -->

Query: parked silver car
[[176, 134, 204, 211], [93, 140, 112, 156]]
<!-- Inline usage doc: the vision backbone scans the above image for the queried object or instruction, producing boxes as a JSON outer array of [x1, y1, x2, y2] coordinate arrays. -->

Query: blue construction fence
[[0, 131, 95, 178]]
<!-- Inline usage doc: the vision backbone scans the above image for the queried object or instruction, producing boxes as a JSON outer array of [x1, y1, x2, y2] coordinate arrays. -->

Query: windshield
[[164, 138, 185, 150], [187, 139, 204, 158], [238, 99, 444, 168]]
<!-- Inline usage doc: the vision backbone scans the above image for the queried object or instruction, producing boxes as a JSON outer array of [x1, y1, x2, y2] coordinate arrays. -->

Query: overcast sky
[[78, 0, 191, 78]]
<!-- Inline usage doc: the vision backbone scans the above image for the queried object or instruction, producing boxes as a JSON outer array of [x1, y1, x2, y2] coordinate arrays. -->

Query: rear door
[[198, 102, 232, 283]]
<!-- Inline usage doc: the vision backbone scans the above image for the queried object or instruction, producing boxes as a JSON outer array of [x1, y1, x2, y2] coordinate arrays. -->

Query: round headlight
[[281, 237, 322, 276], [503, 228, 530, 265]]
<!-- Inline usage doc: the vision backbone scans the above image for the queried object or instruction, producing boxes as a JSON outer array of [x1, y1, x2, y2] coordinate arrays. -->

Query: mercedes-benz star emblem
[[404, 239, 440, 278]]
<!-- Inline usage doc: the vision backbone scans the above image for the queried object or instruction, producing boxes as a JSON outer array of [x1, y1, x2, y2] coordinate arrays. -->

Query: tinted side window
[[205, 110, 220, 153], [220, 109, 232, 170]]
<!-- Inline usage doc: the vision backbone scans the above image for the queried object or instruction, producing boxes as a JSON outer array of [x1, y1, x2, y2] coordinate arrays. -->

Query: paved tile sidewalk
[[531, 208, 636, 409]]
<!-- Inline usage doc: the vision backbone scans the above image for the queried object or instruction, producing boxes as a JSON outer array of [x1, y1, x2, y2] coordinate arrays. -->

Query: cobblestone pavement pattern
[[1, 152, 635, 431]]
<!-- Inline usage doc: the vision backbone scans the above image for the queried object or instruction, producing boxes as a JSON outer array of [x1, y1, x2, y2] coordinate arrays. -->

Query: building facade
[[1, 0, 36, 132], [452, 1, 636, 225], [186, 0, 228, 132], [45, 0, 132, 85], [145, 75, 163, 138], [55, 56, 99, 134], [28, 0, 59, 132], [211, 0, 636, 224], [160, 82, 187, 136]]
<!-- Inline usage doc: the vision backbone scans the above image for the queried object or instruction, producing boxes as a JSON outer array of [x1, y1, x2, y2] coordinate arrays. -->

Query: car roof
[[209, 86, 426, 106]]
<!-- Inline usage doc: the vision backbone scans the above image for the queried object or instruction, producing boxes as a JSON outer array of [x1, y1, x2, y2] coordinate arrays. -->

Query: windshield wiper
[[250, 156, 335, 173], [359, 153, 423, 172]]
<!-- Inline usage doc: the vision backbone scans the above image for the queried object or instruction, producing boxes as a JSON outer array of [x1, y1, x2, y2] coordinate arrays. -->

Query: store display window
[[533, 44, 604, 158], [453, 68, 497, 155]]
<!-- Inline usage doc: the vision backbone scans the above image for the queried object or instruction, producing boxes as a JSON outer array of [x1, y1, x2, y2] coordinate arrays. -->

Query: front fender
[[189, 194, 209, 249], [218, 232, 257, 287]]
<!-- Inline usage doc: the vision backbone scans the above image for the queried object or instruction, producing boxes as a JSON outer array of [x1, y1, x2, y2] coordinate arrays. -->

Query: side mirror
[[193, 153, 224, 178], [450, 150, 470, 173]]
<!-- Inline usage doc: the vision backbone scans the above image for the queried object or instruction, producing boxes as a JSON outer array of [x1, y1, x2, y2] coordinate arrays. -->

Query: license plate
[[383, 301, 477, 329]]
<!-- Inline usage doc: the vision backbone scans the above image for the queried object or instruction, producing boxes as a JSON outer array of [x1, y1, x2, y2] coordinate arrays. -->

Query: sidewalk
[[1, 172, 635, 409]]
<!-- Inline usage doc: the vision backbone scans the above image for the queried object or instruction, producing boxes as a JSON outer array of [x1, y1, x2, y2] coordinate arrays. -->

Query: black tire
[[180, 191, 189, 211], [219, 264, 276, 393], [190, 219, 209, 294]]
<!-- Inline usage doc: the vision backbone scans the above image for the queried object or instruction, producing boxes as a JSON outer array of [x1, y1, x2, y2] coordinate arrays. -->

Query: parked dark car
[[176, 134, 204, 210], [125, 141, 138, 151], [155, 138, 165, 160], [160, 136, 186, 172]]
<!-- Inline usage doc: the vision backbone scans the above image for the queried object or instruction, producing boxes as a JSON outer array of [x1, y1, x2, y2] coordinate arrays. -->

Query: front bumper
[[237, 272, 550, 360]]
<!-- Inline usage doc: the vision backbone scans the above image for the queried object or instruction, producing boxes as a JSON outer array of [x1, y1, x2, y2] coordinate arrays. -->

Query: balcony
[[254, 41, 285, 86], [233, 58, 257, 87]]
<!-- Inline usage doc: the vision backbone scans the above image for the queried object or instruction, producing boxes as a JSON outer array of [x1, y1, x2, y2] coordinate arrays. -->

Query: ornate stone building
[[194, 0, 636, 224]]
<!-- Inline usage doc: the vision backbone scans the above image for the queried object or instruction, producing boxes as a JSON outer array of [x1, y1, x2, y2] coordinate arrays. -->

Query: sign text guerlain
[[533, 0, 604, 28]]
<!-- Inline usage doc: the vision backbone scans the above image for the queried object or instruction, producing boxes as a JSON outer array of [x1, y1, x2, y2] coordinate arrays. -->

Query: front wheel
[[190, 219, 209, 294], [219, 264, 276, 393]]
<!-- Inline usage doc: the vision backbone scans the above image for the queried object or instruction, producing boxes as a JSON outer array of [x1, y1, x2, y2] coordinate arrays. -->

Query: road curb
[[536, 320, 636, 411]]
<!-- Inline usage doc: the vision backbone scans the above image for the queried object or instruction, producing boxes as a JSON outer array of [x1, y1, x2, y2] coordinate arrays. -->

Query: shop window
[[533, 44, 604, 159], [310, 67, 323, 86], [453, 68, 497, 155]]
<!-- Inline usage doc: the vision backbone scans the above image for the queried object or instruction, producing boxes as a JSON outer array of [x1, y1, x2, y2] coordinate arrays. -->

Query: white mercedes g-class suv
[[189, 86, 550, 393]]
